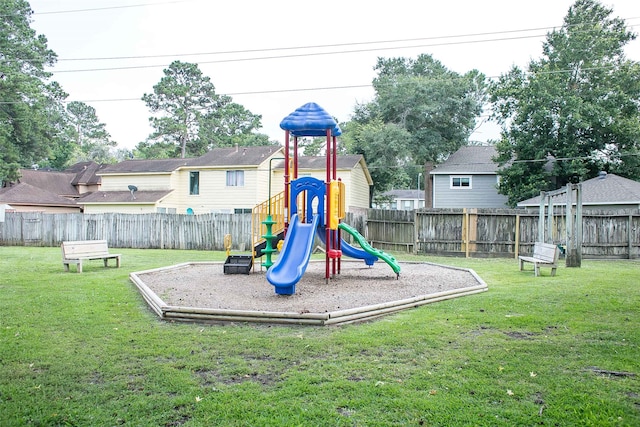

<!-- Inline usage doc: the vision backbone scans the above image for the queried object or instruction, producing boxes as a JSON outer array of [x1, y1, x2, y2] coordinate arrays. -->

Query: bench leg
[[63, 262, 70, 272], [550, 267, 557, 277], [519, 259, 524, 271], [77, 260, 83, 273], [534, 263, 539, 277], [115, 256, 121, 268], [103, 258, 108, 268]]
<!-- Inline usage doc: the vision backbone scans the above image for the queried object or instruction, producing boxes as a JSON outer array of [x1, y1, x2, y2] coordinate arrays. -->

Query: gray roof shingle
[[189, 146, 283, 167], [272, 155, 365, 170], [79, 190, 173, 204], [100, 158, 191, 174], [0, 183, 78, 206], [17, 169, 79, 196], [99, 146, 284, 173], [518, 173, 640, 206], [431, 145, 499, 174]]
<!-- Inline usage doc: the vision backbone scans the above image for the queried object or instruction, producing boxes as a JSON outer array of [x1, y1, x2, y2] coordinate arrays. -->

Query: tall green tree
[[491, 0, 640, 206], [342, 54, 485, 194], [66, 101, 116, 164], [0, 0, 59, 180], [142, 61, 217, 158], [198, 102, 273, 150], [141, 61, 268, 158]]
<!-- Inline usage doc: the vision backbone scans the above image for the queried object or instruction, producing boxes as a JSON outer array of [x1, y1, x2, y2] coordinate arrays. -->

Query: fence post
[[462, 208, 468, 256], [413, 209, 418, 255], [514, 213, 520, 259], [629, 214, 634, 259], [538, 191, 546, 243]]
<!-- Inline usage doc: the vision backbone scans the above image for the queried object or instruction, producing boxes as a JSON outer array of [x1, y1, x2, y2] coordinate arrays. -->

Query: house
[[0, 164, 105, 213], [2, 147, 374, 215], [0, 182, 81, 213], [517, 172, 640, 211], [81, 146, 287, 214], [372, 189, 425, 210], [429, 145, 509, 209], [270, 154, 373, 211]]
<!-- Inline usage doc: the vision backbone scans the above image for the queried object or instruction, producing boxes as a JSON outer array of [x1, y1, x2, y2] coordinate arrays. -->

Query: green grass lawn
[[1, 246, 638, 426]]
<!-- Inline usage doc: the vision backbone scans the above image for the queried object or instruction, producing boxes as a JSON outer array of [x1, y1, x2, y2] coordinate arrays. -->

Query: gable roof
[[273, 154, 372, 184], [16, 168, 79, 197], [0, 182, 78, 207], [79, 190, 173, 204], [517, 173, 640, 207], [99, 146, 285, 174], [273, 154, 364, 170], [64, 161, 107, 185], [189, 146, 284, 167], [100, 158, 191, 174], [431, 145, 499, 175]]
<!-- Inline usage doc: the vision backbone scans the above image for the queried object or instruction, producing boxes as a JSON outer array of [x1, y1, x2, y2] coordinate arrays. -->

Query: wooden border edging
[[129, 262, 488, 326]]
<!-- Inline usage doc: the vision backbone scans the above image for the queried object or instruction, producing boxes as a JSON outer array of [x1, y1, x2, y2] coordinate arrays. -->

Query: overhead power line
[[55, 26, 566, 62], [28, 0, 196, 16], [53, 18, 640, 63], [44, 20, 639, 74]]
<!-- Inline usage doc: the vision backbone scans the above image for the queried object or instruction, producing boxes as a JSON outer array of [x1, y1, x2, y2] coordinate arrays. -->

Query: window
[[234, 208, 252, 214], [226, 170, 244, 187], [156, 207, 176, 214], [451, 176, 471, 189], [189, 171, 199, 195], [403, 200, 414, 210]]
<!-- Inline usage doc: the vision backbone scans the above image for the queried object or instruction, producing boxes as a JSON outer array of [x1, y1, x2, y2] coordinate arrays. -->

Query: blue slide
[[266, 214, 319, 295], [316, 226, 378, 266]]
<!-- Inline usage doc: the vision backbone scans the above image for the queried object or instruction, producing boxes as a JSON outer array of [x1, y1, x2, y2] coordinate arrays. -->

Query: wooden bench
[[518, 242, 560, 276], [61, 240, 121, 273]]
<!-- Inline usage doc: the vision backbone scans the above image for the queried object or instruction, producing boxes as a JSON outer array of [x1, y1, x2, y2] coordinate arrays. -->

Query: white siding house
[[270, 155, 373, 211], [81, 147, 286, 214], [78, 147, 374, 214]]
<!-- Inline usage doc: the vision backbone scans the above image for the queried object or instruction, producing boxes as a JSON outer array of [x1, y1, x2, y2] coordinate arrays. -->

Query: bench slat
[[518, 242, 560, 277], [61, 240, 121, 273]]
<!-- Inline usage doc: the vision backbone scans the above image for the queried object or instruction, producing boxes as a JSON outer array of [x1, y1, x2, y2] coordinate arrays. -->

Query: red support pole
[[333, 135, 342, 275], [293, 136, 299, 180], [325, 128, 331, 282]]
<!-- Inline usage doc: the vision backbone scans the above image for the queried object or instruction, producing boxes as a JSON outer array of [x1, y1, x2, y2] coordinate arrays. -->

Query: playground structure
[[132, 102, 489, 325], [254, 102, 400, 295]]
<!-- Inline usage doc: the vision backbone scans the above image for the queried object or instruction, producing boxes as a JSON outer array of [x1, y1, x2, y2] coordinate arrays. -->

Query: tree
[[198, 102, 273, 150], [66, 101, 116, 164], [0, 0, 59, 181], [342, 119, 413, 195], [141, 61, 269, 158], [342, 54, 486, 194], [491, 0, 640, 206]]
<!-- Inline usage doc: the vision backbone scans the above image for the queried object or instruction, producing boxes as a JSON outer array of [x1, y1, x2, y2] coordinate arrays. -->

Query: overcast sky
[[27, 0, 640, 150]]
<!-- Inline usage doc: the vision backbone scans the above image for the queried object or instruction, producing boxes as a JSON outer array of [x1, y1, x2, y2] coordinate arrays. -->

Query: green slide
[[338, 222, 401, 276]]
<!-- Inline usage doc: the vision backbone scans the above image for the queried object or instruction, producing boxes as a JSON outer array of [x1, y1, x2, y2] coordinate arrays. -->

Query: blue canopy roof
[[279, 102, 341, 137]]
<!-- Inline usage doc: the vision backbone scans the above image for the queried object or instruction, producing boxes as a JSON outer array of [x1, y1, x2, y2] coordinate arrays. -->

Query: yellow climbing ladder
[[252, 191, 286, 257]]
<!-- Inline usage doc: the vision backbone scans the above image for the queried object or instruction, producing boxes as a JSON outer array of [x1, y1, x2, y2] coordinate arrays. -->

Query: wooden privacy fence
[[346, 208, 640, 259], [0, 212, 252, 251], [1, 209, 639, 259]]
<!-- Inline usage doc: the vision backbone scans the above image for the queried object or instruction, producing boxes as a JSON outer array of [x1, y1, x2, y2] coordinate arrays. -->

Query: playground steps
[[252, 191, 286, 257], [254, 230, 285, 258]]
